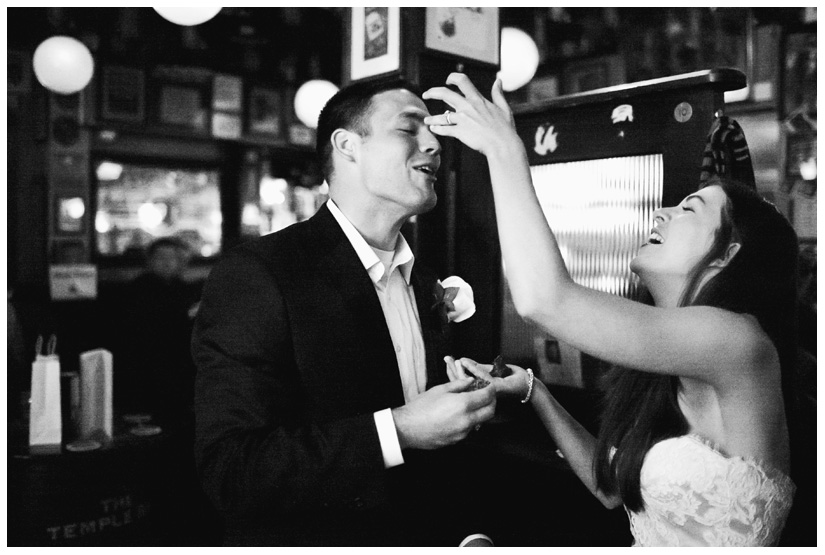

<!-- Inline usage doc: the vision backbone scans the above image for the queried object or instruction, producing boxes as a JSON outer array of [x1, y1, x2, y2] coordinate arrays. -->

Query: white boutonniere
[[432, 276, 476, 324]]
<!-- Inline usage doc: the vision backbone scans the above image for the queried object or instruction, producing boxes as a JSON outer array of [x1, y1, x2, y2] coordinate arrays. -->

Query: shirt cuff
[[373, 408, 404, 468]]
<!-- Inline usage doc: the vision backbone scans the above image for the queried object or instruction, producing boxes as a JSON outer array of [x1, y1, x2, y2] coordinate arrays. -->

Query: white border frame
[[425, 7, 499, 65], [350, 7, 401, 81]]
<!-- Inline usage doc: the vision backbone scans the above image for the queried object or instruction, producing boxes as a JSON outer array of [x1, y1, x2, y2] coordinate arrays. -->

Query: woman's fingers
[[490, 78, 513, 124], [444, 355, 461, 381], [423, 72, 489, 113], [460, 358, 493, 380], [423, 73, 517, 149], [444, 72, 485, 103], [422, 85, 470, 113]]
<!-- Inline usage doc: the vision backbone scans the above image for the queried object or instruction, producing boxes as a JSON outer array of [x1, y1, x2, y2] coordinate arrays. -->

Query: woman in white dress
[[424, 74, 799, 546]]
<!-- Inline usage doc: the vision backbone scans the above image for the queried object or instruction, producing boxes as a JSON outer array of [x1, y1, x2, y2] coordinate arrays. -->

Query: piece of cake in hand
[[489, 354, 512, 378]]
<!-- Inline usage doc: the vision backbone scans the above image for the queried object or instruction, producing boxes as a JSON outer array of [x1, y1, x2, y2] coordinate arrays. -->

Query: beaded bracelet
[[521, 368, 535, 404]]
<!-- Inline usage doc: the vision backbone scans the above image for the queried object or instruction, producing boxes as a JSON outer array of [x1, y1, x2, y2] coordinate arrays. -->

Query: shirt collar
[[326, 199, 415, 285]]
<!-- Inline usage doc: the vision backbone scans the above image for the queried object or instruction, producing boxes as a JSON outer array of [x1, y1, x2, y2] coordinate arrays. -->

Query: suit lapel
[[306, 205, 406, 408], [305, 204, 448, 402], [411, 265, 449, 390]]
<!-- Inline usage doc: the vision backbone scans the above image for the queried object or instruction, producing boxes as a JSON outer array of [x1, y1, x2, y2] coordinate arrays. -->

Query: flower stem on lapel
[[432, 281, 460, 325]]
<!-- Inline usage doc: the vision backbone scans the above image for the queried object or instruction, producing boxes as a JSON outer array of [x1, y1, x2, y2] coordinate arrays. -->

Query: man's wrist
[[389, 406, 410, 450], [374, 408, 404, 468]]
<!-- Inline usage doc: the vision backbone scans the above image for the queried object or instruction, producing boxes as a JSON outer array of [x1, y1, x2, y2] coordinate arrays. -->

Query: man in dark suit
[[192, 78, 497, 546]]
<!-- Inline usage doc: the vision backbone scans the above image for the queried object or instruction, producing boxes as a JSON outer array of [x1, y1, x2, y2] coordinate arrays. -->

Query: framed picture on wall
[[562, 55, 625, 95], [158, 84, 209, 131], [247, 87, 283, 138], [212, 112, 242, 140], [212, 74, 243, 112], [49, 238, 90, 265], [8, 50, 31, 94], [563, 59, 608, 95], [782, 32, 816, 119], [425, 7, 499, 65], [53, 195, 87, 235], [101, 66, 145, 123], [350, 7, 401, 81]]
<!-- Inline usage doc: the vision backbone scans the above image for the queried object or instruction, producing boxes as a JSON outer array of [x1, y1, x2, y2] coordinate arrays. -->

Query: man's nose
[[419, 127, 441, 154]]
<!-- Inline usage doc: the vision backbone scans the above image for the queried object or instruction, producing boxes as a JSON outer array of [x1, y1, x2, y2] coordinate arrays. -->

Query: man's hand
[[446, 356, 531, 400], [392, 379, 496, 450]]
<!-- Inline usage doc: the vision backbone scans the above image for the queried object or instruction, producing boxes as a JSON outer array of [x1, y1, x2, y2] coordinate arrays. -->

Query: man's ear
[[331, 128, 357, 163], [710, 242, 741, 268]]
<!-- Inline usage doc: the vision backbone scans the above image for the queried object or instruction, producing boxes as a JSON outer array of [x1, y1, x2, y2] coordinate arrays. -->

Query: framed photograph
[[49, 261, 98, 300], [527, 74, 560, 104], [563, 60, 608, 95], [749, 24, 781, 104], [782, 32, 816, 119], [54, 195, 87, 235], [8, 50, 31, 94], [212, 74, 243, 112], [211, 111, 242, 140], [350, 7, 401, 81], [49, 238, 89, 265], [247, 87, 283, 137], [101, 66, 145, 123], [158, 84, 209, 131], [562, 55, 625, 95], [425, 7, 499, 65]]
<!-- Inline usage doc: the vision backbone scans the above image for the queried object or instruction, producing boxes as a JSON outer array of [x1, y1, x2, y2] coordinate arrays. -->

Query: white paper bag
[[29, 354, 62, 448], [79, 349, 113, 441]]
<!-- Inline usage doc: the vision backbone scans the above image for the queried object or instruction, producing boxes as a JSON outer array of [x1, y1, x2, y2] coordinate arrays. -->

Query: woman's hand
[[423, 73, 519, 158], [445, 356, 531, 399], [444, 355, 492, 383]]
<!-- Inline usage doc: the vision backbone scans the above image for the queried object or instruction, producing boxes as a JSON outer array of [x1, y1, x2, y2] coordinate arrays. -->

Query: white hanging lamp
[[153, 7, 222, 26], [294, 79, 339, 129], [498, 26, 540, 92], [32, 35, 95, 95]]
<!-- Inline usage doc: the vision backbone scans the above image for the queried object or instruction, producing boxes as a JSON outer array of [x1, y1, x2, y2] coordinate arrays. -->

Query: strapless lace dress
[[628, 434, 795, 546]]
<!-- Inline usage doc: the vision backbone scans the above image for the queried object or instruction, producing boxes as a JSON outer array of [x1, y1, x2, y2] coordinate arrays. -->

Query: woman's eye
[[399, 128, 415, 135], [682, 205, 693, 212]]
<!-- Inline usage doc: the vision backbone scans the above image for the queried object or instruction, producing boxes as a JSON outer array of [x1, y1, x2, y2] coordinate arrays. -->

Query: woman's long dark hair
[[594, 177, 800, 512]]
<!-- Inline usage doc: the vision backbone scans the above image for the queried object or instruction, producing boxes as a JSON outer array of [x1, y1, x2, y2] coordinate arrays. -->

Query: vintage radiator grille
[[529, 154, 664, 300]]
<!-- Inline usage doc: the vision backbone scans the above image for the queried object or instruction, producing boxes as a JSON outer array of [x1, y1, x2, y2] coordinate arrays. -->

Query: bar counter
[[7, 415, 221, 546]]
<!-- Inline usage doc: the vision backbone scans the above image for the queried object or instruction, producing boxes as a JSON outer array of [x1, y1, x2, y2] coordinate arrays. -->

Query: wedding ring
[[444, 110, 453, 125]]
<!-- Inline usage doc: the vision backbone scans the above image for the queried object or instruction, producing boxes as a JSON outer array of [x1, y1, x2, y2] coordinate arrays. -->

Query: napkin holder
[[79, 349, 113, 441]]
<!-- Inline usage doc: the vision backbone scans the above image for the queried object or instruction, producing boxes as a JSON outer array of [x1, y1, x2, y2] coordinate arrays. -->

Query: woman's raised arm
[[423, 73, 771, 386]]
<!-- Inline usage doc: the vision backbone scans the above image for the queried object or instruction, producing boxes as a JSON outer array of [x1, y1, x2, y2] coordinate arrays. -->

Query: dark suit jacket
[[192, 203, 480, 546]]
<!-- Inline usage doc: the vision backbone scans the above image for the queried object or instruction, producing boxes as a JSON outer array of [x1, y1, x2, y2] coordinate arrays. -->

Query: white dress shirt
[[326, 199, 427, 468]]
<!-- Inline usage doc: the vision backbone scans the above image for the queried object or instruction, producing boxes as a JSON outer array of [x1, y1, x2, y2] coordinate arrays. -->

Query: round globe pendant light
[[32, 36, 95, 95], [498, 27, 540, 92], [153, 7, 222, 26], [294, 79, 340, 129]]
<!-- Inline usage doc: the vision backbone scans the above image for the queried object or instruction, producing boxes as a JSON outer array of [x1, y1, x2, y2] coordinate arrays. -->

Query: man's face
[[150, 246, 184, 280], [355, 89, 441, 217]]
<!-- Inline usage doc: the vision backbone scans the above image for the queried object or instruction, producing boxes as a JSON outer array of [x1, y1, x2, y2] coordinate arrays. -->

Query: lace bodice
[[628, 434, 795, 546]]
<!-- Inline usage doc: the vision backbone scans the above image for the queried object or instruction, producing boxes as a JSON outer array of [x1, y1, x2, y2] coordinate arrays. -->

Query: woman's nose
[[652, 207, 668, 224]]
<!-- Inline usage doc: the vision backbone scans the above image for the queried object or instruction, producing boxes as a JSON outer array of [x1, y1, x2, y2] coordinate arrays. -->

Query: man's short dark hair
[[147, 236, 187, 258], [316, 78, 423, 181]]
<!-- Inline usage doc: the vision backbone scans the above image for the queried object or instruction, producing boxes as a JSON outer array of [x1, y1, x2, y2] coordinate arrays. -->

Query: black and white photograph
[[247, 87, 283, 138], [425, 7, 500, 65], [100, 66, 145, 123], [8, 49, 32, 94], [349, 6, 400, 80], [6, 7, 817, 549]]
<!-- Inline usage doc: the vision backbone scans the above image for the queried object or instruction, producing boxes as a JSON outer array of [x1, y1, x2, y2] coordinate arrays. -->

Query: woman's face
[[630, 185, 728, 287]]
